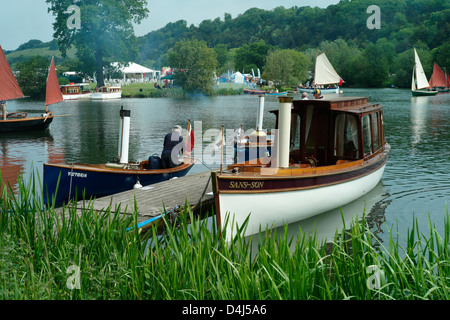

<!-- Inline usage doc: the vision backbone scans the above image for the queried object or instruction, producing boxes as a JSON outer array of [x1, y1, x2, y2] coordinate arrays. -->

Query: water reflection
[[0, 130, 65, 194], [0, 90, 448, 246], [247, 180, 390, 251], [410, 96, 427, 150]]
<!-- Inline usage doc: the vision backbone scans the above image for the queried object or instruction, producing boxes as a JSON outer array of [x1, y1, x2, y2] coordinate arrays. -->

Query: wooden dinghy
[[0, 48, 61, 133]]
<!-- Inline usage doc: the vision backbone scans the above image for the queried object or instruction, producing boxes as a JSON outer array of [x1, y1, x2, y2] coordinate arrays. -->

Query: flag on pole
[[186, 127, 194, 153], [211, 131, 225, 157]]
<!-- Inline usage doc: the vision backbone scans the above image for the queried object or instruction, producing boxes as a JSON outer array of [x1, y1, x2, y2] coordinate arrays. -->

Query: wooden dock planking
[[74, 171, 214, 223]]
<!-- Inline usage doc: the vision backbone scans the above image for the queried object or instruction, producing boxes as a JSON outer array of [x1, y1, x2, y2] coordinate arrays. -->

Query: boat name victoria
[[228, 181, 264, 189]]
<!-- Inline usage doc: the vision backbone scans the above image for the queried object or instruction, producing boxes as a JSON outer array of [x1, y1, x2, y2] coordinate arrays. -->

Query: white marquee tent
[[231, 71, 245, 84], [111, 62, 160, 81]]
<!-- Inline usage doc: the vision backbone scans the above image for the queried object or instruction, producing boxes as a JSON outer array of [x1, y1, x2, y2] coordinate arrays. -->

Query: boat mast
[[445, 67, 448, 89]]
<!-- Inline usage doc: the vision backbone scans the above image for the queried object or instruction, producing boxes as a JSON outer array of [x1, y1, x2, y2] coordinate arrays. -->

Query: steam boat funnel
[[277, 96, 293, 168], [118, 106, 131, 164]]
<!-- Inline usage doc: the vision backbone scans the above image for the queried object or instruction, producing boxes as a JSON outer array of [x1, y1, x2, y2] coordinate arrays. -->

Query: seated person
[[161, 125, 185, 168], [313, 89, 323, 99]]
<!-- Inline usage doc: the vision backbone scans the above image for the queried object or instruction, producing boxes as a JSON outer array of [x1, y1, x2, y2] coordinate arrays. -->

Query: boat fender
[[133, 179, 143, 189], [106, 162, 127, 169]]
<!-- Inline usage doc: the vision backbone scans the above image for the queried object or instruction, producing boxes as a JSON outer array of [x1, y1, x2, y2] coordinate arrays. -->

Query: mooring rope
[[68, 163, 74, 203]]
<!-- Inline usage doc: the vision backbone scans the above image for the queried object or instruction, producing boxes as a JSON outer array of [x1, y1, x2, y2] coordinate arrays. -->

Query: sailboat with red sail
[[429, 62, 450, 93], [0, 46, 63, 133]]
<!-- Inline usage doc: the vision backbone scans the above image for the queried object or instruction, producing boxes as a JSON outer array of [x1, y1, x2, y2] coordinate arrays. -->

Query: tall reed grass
[[0, 172, 448, 300]]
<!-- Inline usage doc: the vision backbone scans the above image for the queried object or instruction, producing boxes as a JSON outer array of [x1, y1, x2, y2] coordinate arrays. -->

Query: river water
[[1, 88, 449, 246]]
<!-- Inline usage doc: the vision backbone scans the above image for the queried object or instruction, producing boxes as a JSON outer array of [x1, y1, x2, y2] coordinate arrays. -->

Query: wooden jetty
[[68, 170, 214, 226]]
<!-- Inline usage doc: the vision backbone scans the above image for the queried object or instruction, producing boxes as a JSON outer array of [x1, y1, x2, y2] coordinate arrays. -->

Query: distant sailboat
[[298, 52, 343, 94], [0, 47, 63, 132], [428, 62, 450, 93], [411, 48, 438, 96]]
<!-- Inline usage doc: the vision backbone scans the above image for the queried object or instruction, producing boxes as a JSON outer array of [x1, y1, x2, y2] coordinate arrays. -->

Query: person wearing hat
[[313, 89, 323, 99], [161, 125, 185, 168], [301, 92, 309, 100]]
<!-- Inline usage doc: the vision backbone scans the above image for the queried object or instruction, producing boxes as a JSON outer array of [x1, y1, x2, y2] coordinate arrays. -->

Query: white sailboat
[[298, 52, 343, 94], [411, 48, 438, 96]]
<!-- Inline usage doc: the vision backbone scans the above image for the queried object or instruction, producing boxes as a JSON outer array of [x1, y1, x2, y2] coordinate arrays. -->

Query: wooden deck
[[71, 171, 214, 224]]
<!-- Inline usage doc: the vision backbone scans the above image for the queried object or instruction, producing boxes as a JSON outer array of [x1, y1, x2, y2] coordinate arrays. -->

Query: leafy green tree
[[16, 56, 50, 100], [234, 40, 272, 73], [264, 49, 309, 85], [167, 39, 217, 93], [355, 43, 390, 87], [432, 41, 450, 71], [46, 0, 148, 87], [214, 44, 231, 74]]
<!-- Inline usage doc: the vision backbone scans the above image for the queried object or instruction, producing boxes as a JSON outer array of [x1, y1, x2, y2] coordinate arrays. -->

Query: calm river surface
[[1, 88, 449, 246]]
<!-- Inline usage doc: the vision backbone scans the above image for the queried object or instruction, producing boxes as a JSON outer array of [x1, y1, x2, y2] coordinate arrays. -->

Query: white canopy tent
[[231, 71, 245, 84], [111, 62, 160, 82]]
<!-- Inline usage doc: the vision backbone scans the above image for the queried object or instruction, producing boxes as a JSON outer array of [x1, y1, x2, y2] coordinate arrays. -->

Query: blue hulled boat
[[43, 159, 195, 206], [43, 107, 196, 206]]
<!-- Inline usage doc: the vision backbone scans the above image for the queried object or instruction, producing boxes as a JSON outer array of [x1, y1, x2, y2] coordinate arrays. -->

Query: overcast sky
[[0, 0, 340, 51]]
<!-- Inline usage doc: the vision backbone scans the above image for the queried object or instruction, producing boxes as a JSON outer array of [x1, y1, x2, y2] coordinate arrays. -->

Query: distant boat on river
[[411, 48, 438, 96], [298, 52, 343, 95], [243, 89, 288, 95], [428, 62, 450, 93], [60, 83, 92, 100], [91, 86, 122, 100]]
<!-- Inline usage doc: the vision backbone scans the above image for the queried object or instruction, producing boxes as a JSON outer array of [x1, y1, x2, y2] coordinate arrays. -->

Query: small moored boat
[[211, 96, 390, 240], [0, 49, 62, 133], [60, 83, 92, 100], [43, 107, 196, 206], [91, 86, 122, 100]]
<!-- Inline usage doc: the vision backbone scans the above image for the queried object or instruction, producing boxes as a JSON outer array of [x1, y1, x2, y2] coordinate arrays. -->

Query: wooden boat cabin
[[97, 86, 121, 93], [212, 96, 389, 241], [269, 96, 386, 167]]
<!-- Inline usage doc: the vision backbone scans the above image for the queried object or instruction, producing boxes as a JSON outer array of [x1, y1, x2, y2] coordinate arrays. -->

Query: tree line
[[6, 0, 450, 97], [137, 0, 449, 90]]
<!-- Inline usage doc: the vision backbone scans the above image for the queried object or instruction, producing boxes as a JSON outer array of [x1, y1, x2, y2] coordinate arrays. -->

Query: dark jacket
[[161, 132, 185, 167]]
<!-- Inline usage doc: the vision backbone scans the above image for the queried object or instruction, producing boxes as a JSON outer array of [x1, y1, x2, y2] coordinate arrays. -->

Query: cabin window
[[304, 105, 315, 153], [371, 112, 379, 151], [362, 115, 372, 156], [334, 114, 359, 159], [290, 113, 301, 151]]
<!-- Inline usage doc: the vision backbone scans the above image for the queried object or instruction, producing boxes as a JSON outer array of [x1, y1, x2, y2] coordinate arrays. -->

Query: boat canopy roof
[[270, 96, 382, 116]]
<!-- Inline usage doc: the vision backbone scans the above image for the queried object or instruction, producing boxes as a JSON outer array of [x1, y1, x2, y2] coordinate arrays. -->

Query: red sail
[[0, 44, 25, 101], [429, 63, 448, 88], [45, 57, 63, 106]]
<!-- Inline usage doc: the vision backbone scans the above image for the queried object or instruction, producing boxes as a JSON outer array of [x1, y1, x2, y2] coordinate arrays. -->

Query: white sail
[[314, 53, 342, 86], [413, 48, 430, 90]]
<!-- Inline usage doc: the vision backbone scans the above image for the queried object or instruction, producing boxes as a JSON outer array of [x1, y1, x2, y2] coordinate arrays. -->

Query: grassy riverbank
[[121, 82, 245, 98], [0, 174, 449, 300]]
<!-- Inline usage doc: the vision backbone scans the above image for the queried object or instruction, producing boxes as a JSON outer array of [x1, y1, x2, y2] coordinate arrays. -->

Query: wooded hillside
[[136, 0, 449, 87], [6, 0, 450, 88]]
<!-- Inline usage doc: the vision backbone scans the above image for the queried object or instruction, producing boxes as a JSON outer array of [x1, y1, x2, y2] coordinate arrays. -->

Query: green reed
[[0, 171, 448, 299]]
